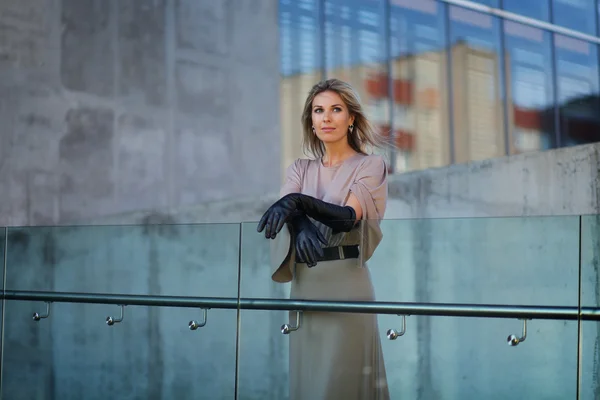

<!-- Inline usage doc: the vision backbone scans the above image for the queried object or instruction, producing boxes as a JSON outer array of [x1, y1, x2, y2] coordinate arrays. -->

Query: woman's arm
[[345, 193, 363, 221]]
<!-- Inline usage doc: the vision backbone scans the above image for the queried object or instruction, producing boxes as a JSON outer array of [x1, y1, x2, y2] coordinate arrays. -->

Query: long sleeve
[[270, 159, 307, 283], [348, 155, 388, 264]]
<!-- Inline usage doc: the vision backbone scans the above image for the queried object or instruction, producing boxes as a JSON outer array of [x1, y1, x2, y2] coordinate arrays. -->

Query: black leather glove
[[288, 212, 327, 268], [257, 193, 356, 239]]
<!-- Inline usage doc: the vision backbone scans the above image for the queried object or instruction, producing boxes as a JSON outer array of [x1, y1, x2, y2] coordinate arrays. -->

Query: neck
[[322, 141, 357, 167]]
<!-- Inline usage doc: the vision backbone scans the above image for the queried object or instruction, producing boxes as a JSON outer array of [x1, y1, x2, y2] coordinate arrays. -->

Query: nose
[[322, 110, 331, 122]]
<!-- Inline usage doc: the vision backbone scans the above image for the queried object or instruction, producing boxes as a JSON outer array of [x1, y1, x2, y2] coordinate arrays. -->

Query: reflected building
[[279, 0, 600, 175]]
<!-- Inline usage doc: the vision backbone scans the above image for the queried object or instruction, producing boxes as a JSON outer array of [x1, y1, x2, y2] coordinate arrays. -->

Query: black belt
[[297, 245, 359, 263]]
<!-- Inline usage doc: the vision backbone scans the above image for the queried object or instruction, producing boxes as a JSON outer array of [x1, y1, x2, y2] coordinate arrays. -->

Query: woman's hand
[[290, 214, 327, 268], [258, 193, 356, 239], [257, 195, 299, 239]]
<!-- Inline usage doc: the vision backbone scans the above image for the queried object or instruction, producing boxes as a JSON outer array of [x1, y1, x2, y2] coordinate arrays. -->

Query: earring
[[349, 124, 354, 132], [312, 126, 316, 133]]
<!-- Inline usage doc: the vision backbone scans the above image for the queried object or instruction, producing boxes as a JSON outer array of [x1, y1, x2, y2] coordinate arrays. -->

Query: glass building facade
[[279, 0, 600, 174]]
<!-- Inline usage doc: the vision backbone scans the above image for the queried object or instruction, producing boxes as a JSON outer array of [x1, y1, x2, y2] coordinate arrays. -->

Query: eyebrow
[[313, 104, 343, 108]]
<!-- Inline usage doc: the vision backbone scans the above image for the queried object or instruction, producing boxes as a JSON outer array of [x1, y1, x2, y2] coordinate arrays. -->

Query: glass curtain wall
[[279, 0, 600, 173]]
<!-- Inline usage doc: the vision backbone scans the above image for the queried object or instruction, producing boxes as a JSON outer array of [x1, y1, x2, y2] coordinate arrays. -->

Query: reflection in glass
[[552, 0, 596, 36], [554, 35, 600, 146], [449, 6, 506, 163], [503, 0, 550, 21], [503, 21, 555, 153], [389, 0, 450, 172], [280, 0, 323, 172], [324, 0, 390, 165]]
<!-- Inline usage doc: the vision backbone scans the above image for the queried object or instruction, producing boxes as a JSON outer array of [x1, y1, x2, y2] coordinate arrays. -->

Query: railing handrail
[[4, 290, 599, 321]]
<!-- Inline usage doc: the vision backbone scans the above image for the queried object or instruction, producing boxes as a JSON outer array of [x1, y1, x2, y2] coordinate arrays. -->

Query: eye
[[333, 107, 342, 112], [313, 108, 322, 113]]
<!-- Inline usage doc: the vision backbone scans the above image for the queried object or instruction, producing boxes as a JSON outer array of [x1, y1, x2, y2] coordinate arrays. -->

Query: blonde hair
[[300, 78, 389, 159]]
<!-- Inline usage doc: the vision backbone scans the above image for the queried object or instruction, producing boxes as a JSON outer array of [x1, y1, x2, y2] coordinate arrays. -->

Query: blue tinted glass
[[552, 0, 596, 36], [503, 20, 556, 153], [449, 5, 506, 162], [504, 0, 550, 21], [554, 35, 600, 146], [279, 0, 320, 76], [325, 0, 386, 69], [389, 0, 450, 172]]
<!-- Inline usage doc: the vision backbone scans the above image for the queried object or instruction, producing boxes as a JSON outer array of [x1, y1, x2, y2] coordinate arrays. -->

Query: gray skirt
[[288, 259, 390, 400]]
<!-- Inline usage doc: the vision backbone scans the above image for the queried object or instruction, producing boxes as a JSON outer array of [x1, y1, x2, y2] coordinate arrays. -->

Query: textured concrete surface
[[385, 142, 600, 219], [0, 0, 280, 227]]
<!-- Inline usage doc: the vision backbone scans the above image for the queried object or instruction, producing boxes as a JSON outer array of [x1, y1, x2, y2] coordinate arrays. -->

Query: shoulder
[[285, 158, 314, 177], [291, 158, 312, 168], [286, 158, 312, 171], [356, 154, 387, 175]]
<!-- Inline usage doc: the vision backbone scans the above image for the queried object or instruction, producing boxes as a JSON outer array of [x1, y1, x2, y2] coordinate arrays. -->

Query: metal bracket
[[281, 311, 302, 334], [189, 308, 208, 330], [106, 305, 125, 326], [386, 314, 408, 340], [507, 318, 531, 346], [32, 301, 51, 321]]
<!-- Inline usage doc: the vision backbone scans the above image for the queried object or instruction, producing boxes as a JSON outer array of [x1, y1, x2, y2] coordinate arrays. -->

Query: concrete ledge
[[75, 143, 600, 227], [387, 143, 600, 219]]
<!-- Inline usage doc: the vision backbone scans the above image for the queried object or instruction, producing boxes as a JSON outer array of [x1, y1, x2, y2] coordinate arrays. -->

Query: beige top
[[270, 153, 388, 283]]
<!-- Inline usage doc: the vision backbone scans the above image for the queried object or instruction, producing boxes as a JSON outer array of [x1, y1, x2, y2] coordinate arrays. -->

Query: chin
[[317, 134, 346, 143]]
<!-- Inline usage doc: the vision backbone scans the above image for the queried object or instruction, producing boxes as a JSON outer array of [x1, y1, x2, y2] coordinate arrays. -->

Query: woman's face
[[311, 90, 354, 145]]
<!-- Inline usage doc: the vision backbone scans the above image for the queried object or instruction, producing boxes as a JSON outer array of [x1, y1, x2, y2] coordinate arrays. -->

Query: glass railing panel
[[4, 223, 241, 297], [237, 221, 289, 400], [370, 216, 581, 305], [580, 215, 600, 399], [369, 217, 579, 399], [0, 226, 4, 371], [370, 216, 581, 399], [1, 226, 5, 284], [2, 223, 239, 399], [239, 216, 581, 399]]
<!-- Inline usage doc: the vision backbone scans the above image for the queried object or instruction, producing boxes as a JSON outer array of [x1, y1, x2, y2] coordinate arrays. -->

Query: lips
[[321, 127, 335, 132]]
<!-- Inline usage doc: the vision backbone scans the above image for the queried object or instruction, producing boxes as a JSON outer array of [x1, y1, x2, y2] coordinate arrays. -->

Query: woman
[[257, 78, 390, 399]]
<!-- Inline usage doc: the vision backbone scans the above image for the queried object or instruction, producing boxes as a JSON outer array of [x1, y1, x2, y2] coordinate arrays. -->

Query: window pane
[[554, 35, 600, 146], [280, 0, 321, 76], [388, 0, 450, 173], [279, 0, 323, 170], [503, 0, 550, 21], [503, 21, 556, 154], [324, 0, 389, 163], [449, 6, 506, 163], [552, 0, 596, 36]]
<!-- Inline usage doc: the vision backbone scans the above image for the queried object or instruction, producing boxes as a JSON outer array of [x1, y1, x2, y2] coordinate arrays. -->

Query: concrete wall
[[386, 142, 600, 219], [0, 0, 283, 398], [0, 0, 280, 227]]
